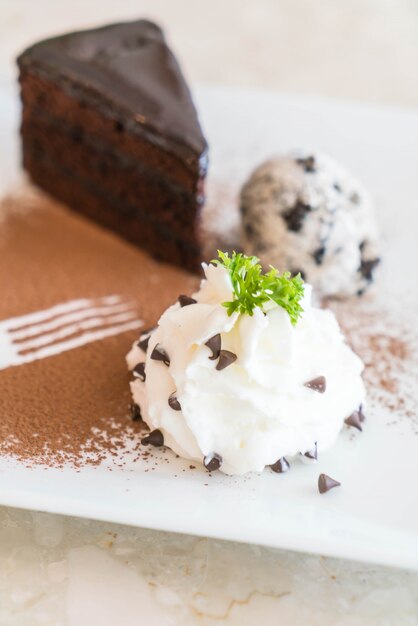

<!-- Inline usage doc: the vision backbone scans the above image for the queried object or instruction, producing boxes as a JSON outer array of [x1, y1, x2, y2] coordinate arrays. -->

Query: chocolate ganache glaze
[[18, 20, 207, 168]]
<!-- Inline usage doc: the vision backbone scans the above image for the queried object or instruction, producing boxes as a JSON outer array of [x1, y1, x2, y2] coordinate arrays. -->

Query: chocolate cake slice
[[17, 20, 208, 272]]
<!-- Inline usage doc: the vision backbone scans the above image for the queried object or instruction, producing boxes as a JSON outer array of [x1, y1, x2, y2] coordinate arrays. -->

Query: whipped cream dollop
[[127, 264, 365, 475]]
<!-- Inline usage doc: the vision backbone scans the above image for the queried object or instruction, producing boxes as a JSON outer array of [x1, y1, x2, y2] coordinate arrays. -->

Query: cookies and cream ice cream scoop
[[240, 152, 380, 299]]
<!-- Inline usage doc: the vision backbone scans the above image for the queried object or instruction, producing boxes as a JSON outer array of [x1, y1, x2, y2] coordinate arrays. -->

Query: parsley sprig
[[212, 251, 305, 325]]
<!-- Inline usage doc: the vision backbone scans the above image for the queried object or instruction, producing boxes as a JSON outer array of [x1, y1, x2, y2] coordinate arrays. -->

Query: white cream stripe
[[17, 311, 140, 352], [2, 295, 123, 332], [15, 319, 143, 367], [0, 296, 142, 371], [11, 301, 137, 341]]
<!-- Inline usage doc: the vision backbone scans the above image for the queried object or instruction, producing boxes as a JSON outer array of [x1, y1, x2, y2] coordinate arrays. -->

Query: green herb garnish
[[212, 251, 304, 325]]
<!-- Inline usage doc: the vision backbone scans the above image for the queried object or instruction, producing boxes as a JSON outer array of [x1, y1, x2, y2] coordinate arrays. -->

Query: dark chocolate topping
[[178, 294, 197, 307], [318, 473, 341, 494], [141, 429, 164, 447], [203, 453, 222, 472], [205, 333, 221, 360], [168, 392, 181, 411], [18, 20, 207, 165], [304, 376, 326, 393], [150, 343, 170, 366], [345, 410, 363, 431], [133, 362, 146, 381], [271, 457, 290, 473], [130, 403, 142, 422], [216, 350, 237, 371]]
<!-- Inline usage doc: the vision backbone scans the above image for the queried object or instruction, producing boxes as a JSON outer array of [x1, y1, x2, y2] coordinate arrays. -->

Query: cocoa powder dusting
[[1, 189, 418, 472], [329, 296, 418, 430], [0, 189, 197, 467]]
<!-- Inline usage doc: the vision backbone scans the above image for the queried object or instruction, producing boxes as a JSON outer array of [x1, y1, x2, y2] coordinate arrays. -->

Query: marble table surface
[[1, 1, 418, 624], [1, 507, 418, 626]]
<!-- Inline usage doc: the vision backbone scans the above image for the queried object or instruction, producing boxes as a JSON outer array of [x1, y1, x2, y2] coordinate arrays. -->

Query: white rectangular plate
[[1, 80, 418, 571]]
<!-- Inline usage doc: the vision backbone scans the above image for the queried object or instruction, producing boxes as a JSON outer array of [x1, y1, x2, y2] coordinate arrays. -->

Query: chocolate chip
[[203, 453, 222, 472], [137, 335, 151, 353], [282, 201, 312, 232], [303, 442, 318, 461], [168, 392, 181, 411], [318, 473, 341, 494], [296, 155, 316, 173], [333, 182, 342, 192], [358, 404, 366, 422], [345, 410, 363, 431], [178, 295, 197, 307], [130, 403, 142, 421], [150, 344, 170, 366], [216, 350, 237, 371], [205, 334, 221, 360], [359, 257, 380, 281], [313, 246, 326, 265], [271, 457, 290, 473], [133, 362, 146, 381], [304, 376, 326, 393], [141, 429, 164, 447]]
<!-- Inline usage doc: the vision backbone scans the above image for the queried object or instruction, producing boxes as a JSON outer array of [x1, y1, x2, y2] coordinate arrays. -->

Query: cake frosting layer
[[127, 262, 366, 475], [18, 19, 207, 163]]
